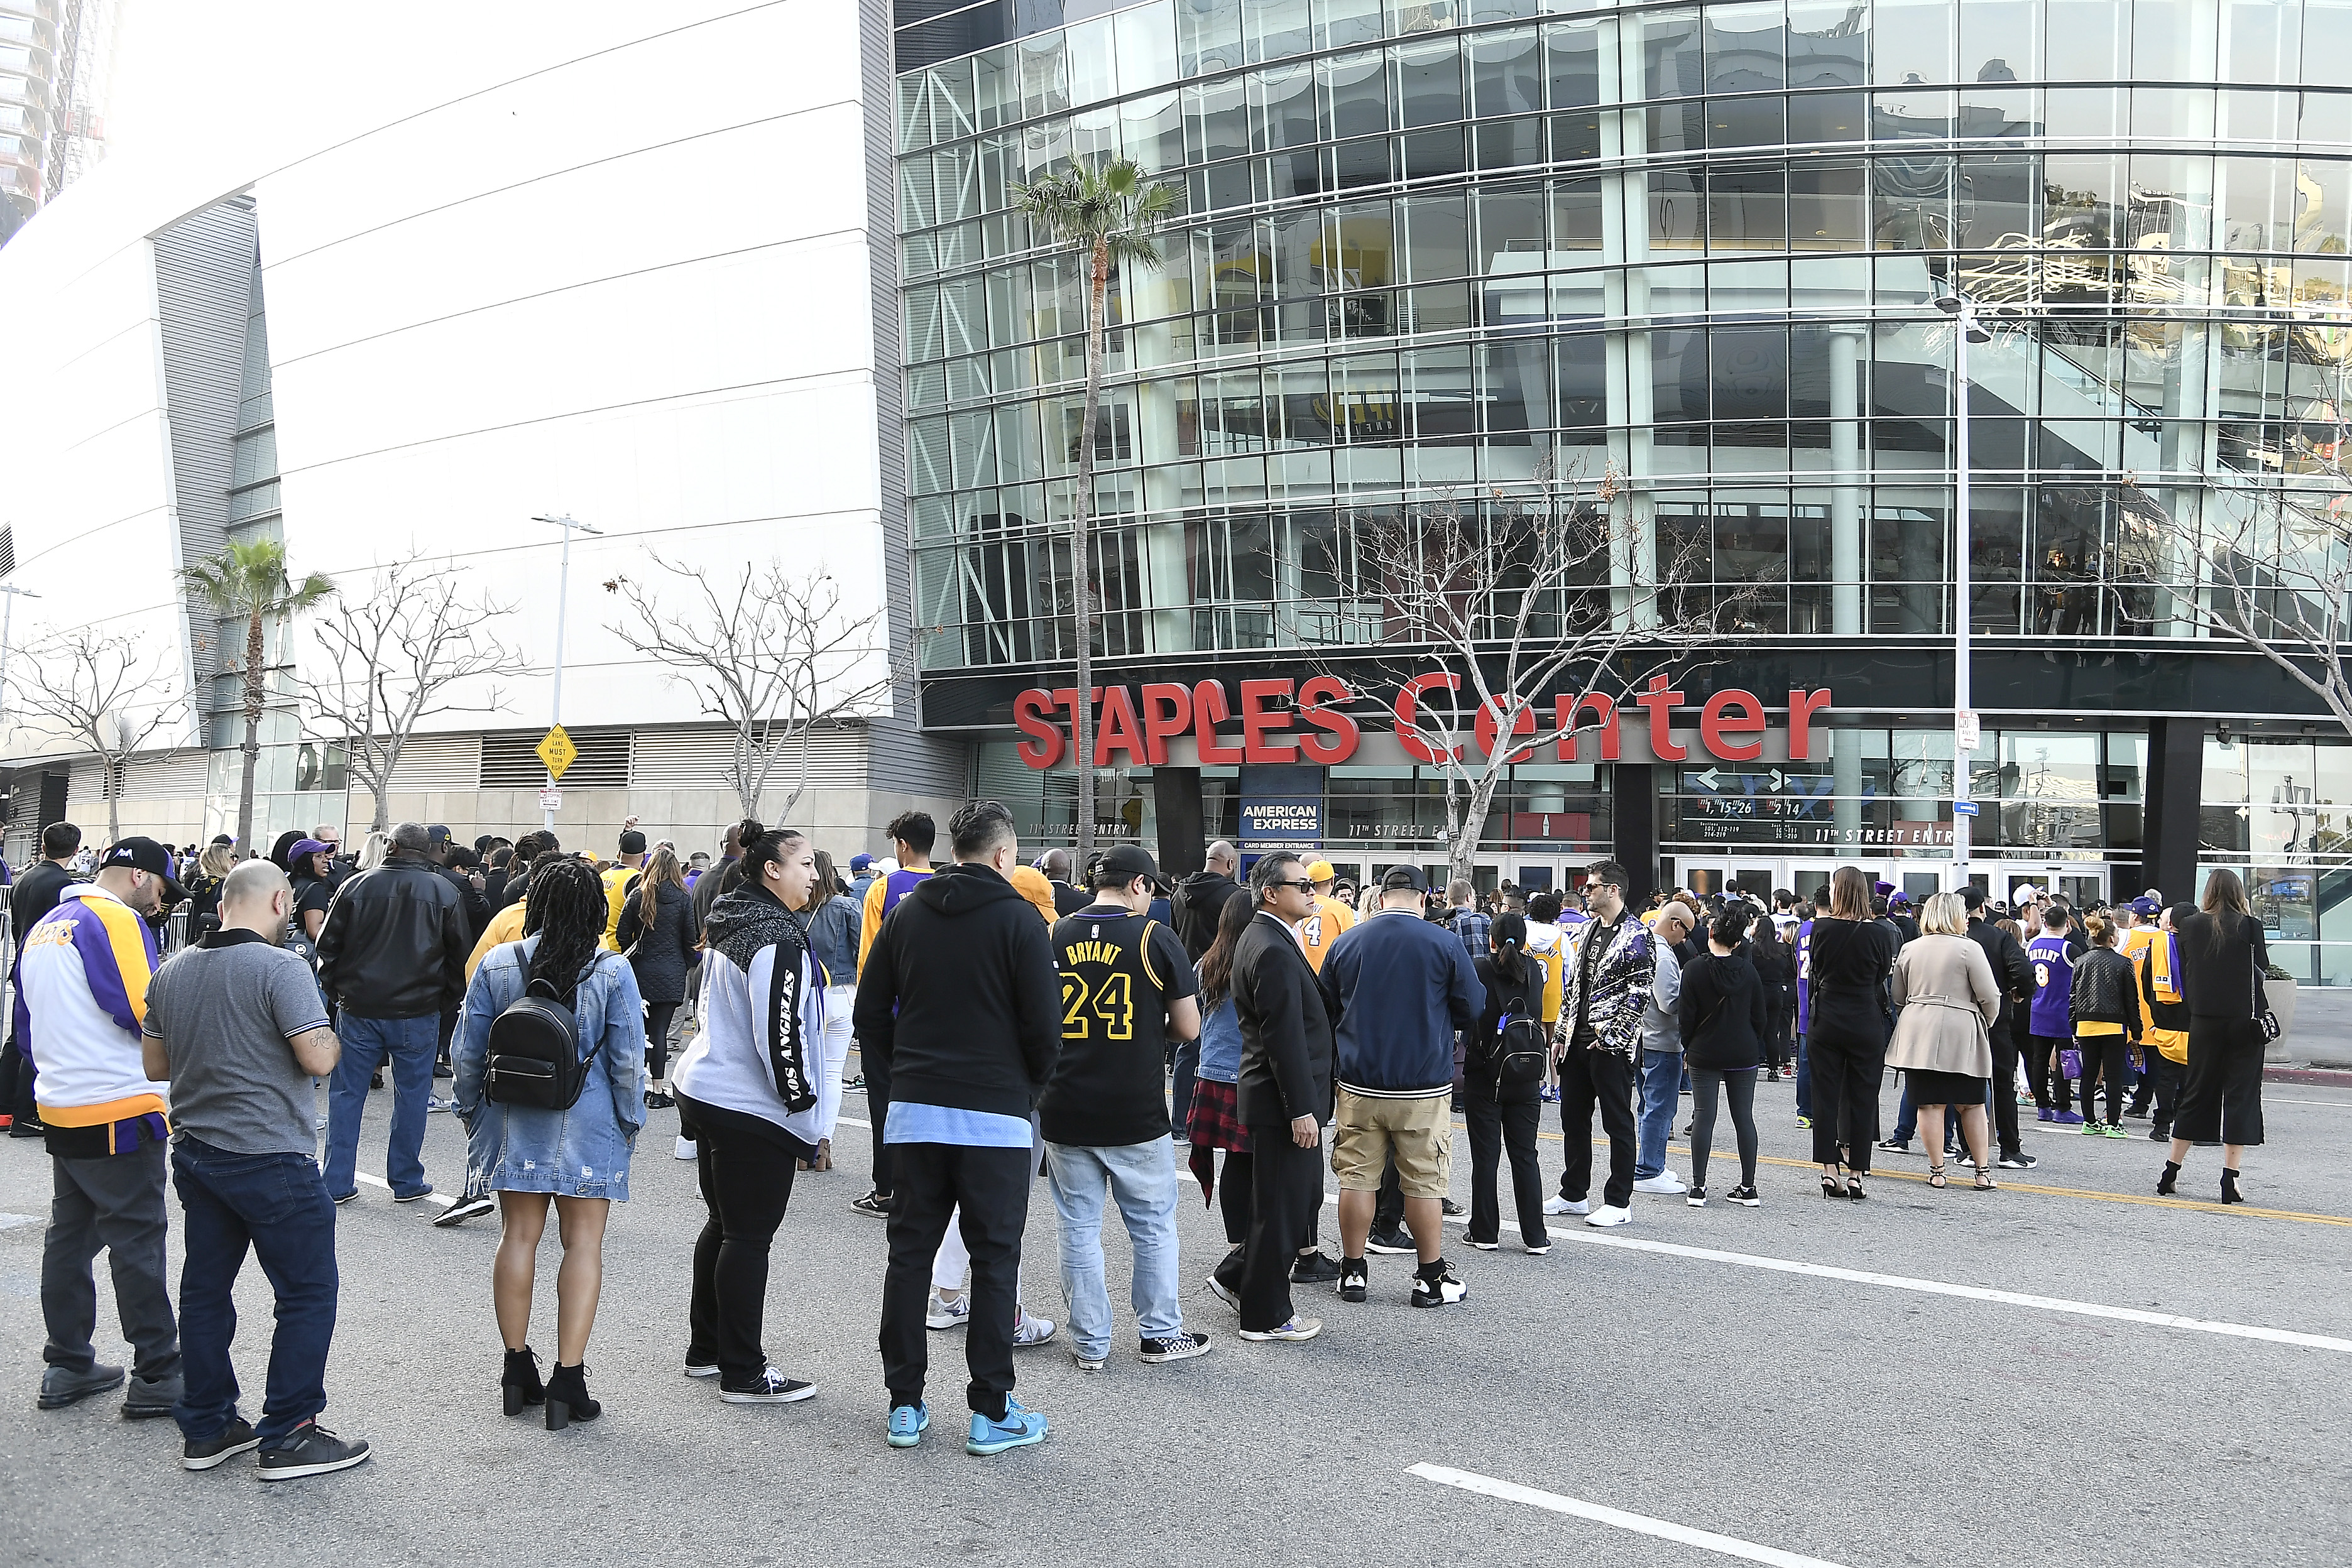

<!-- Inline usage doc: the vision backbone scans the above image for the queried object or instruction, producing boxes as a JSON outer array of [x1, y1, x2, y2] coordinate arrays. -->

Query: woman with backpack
[[615, 844, 697, 1111], [452, 856, 648, 1430], [1463, 913, 1551, 1253], [1676, 905, 1769, 1207], [668, 826, 826, 1405]]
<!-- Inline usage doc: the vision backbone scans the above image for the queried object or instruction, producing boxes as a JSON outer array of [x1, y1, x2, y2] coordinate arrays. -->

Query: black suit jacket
[[1233, 913, 1335, 1128], [1967, 915, 2033, 1042]]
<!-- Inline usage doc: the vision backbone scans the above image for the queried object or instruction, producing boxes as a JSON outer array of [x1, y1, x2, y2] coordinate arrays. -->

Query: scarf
[[706, 887, 816, 1113]]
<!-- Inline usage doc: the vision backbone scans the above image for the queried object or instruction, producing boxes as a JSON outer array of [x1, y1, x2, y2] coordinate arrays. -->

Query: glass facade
[[897, 0, 2352, 665], [899, 0, 2352, 977]]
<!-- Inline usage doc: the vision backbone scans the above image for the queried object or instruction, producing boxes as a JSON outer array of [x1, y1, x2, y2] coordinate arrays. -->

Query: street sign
[[539, 788, 563, 811], [1953, 800, 1980, 816], [1956, 709, 1982, 753], [537, 725, 577, 781]]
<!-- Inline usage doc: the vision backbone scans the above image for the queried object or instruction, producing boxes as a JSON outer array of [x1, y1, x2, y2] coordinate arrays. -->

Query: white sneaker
[[926, 1290, 971, 1331], [1585, 1204, 1633, 1228], [673, 1136, 697, 1162], [1542, 1195, 1589, 1216], [1632, 1171, 1687, 1195], [1012, 1312, 1056, 1347]]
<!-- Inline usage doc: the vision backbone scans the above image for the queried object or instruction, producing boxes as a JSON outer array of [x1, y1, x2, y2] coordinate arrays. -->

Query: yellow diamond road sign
[[537, 725, 577, 781]]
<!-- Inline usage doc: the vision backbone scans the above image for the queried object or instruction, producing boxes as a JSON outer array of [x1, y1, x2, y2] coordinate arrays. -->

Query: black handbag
[[2250, 939, 2282, 1045]]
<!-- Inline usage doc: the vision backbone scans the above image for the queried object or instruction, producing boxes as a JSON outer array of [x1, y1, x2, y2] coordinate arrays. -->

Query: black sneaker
[[432, 1194, 496, 1228], [850, 1190, 891, 1217], [1336, 1257, 1369, 1303], [718, 1367, 816, 1404], [1996, 1150, 2039, 1170], [432, 1061, 454, 1079], [1363, 1226, 1414, 1256], [256, 1422, 371, 1480], [1139, 1332, 1212, 1364], [1726, 1185, 1761, 1207], [369, 1072, 383, 1091], [1873, 1138, 1910, 1154], [1439, 1198, 1465, 1217], [2148, 1124, 2172, 1141], [1288, 1250, 1343, 1285], [1410, 1261, 1467, 1307], [1686, 1187, 1708, 1207], [183, 1418, 261, 1471]]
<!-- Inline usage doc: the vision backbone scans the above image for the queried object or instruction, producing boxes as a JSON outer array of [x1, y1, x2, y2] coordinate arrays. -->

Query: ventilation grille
[[0, 522, 14, 577], [482, 727, 630, 789], [628, 725, 866, 790], [122, 752, 210, 800], [382, 734, 484, 792]]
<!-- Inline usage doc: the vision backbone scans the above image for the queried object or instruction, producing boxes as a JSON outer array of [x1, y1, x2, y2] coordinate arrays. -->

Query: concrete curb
[[2264, 1065, 2352, 1087]]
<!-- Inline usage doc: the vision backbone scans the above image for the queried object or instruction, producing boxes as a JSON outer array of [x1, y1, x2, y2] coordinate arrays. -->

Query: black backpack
[[484, 977, 589, 1109], [1491, 1011, 1549, 1092]]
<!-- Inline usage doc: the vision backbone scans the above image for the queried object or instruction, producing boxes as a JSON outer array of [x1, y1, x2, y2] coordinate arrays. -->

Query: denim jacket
[[453, 938, 646, 1199], [802, 894, 860, 989], [1196, 996, 1244, 1084]]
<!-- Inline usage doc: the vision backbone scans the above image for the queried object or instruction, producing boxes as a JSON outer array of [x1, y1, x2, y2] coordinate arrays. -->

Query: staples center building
[[4, 1, 2352, 985]]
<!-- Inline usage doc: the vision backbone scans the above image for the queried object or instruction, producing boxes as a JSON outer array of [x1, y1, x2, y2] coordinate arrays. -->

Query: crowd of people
[[5, 803, 2280, 1476]]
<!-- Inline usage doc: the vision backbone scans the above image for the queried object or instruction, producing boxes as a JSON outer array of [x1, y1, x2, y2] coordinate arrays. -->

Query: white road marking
[[1542, 1229, 2352, 1354], [2270, 1097, 2352, 1108], [837, 1116, 871, 1128], [353, 1173, 455, 1209], [1408, 1464, 1850, 1567]]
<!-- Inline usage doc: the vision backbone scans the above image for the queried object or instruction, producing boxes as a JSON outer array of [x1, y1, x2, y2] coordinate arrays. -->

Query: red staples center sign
[[1010, 676, 1834, 768]]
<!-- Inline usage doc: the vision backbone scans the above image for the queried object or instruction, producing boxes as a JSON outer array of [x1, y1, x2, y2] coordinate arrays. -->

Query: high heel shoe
[[1844, 1173, 1867, 1201], [2157, 1160, 2181, 1197], [2220, 1168, 2245, 1205], [1820, 1168, 1842, 1199], [501, 1346, 543, 1417], [544, 1361, 601, 1430]]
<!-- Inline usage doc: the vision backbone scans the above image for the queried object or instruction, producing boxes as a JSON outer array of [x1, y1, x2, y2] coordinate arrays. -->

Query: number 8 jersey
[[1039, 906, 1200, 1148]]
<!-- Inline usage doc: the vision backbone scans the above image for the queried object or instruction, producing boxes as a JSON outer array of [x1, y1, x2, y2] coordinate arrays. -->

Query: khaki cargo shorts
[[1330, 1087, 1452, 1199]]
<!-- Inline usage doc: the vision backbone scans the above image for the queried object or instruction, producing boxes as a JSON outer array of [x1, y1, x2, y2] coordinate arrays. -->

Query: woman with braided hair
[[452, 854, 648, 1430]]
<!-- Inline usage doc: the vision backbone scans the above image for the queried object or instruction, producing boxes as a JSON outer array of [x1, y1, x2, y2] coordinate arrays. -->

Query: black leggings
[[686, 1115, 799, 1385], [643, 1002, 678, 1083], [1218, 1150, 1254, 1244], [2076, 1035, 2129, 1124], [1689, 1068, 1759, 1190]]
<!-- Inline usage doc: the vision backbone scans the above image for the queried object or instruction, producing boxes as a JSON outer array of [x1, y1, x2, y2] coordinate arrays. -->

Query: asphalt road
[[3, 1062, 2348, 1567]]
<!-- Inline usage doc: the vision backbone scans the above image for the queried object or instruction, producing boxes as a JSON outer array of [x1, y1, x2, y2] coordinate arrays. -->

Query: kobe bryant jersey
[[2026, 933, 2076, 1037], [1050, 906, 1193, 1058]]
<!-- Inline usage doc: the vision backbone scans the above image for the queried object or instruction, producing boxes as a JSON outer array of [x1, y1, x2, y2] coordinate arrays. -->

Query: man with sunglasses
[[1547, 859, 1655, 1229]]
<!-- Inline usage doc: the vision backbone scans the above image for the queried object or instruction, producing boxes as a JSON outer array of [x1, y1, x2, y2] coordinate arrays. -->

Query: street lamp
[[531, 513, 602, 829], [1935, 290, 1994, 895]]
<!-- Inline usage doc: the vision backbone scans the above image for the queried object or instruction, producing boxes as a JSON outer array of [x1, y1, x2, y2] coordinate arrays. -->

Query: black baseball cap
[[101, 837, 173, 877], [1379, 864, 1428, 892], [618, 829, 648, 854], [1097, 844, 1167, 892]]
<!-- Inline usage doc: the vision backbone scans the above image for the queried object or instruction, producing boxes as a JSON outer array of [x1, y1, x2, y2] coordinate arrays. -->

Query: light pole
[[531, 513, 601, 830], [0, 582, 43, 722], [1935, 290, 1992, 894]]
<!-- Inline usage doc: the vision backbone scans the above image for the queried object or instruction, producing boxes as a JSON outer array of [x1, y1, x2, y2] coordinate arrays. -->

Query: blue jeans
[[171, 1136, 339, 1446], [1634, 1048, 1682, 1179], [322, 1012, 438, 1200], [1795, 1035, 1812, 1119], [1042, 1138, 1185, 1358], [1171, 1038, 1199, 1139]]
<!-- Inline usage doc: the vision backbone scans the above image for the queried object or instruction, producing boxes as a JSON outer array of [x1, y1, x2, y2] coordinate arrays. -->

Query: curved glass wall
[[896, 0, 2352, 668]]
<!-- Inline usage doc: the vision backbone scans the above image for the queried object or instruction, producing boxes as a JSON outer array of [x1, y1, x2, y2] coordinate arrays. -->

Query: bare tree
[[1331, 462, 1754, 887], [2116, 477, 2352, 736], [606, 555, 894, 822], [14, 626, 188, 843], [298, 558, 531, 832]]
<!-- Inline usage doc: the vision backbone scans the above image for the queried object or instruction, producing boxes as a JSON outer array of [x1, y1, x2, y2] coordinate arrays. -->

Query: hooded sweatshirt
[[672, 885, 822, 1140], [1171, 869, 1241, 960], [850, 860, 1059, 1141]]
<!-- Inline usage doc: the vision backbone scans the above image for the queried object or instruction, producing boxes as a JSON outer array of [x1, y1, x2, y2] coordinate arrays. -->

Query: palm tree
[[1012, 156, 1180, 858], [181, 538, 334, 852]]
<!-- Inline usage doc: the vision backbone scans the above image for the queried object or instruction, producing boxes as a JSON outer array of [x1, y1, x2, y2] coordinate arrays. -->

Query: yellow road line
[[1508, 1124, 2352, 1229]]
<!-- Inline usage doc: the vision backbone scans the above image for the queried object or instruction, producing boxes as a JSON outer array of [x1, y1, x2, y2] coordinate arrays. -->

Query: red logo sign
[[1012, 678, 1832, 769]]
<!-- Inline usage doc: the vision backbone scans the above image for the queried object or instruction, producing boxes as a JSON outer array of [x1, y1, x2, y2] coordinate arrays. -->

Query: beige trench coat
[[1886, 934, 2000, 1077]]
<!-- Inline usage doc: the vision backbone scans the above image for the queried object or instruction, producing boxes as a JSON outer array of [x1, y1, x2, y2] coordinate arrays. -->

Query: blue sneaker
[[887, 1402, 930, 1448], [966, 1398, 1048, 1456]]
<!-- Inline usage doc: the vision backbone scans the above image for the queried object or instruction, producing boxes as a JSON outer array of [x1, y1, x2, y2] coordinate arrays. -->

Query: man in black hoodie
[[853, 800, 1060, 1456]]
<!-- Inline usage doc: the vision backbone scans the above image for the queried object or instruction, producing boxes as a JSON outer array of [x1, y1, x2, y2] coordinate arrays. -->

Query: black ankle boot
[[2157, 1160, 2180, 1197], [501, 1346, 543, 1416], [544, 1361, 600, 1430], [2220, 1168, 2245, 1205]]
